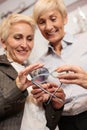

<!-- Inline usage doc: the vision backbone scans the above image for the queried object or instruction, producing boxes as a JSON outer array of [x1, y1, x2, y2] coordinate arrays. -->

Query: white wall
[[65, 5, 87, 34], [0, 0, 87, 63]]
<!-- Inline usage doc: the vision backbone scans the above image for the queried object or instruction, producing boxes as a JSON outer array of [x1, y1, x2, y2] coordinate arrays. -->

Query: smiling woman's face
[[2, 22, 34, 64], [37, 10, 67, 45]]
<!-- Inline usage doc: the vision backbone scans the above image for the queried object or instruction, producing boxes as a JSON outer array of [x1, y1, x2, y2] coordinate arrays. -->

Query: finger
[[52, 90, 65, 104], [58, 73, 86, 82], [52, 98, 64, 109], [31, 88, 42, 95], [55, 91, 65, 101], [20, 63, 44, 76], [58, 73, 78, 79], [59, 78, 83, 85], [56, 65, 84, 73], [42, 94, 50, 102], [36, 97, 43, 103], [33, 91, 44, 99]]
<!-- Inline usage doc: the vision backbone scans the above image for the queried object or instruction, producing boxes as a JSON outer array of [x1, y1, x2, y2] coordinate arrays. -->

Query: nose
[[45, 20, 53, 31], [21, 39, 28, 48]]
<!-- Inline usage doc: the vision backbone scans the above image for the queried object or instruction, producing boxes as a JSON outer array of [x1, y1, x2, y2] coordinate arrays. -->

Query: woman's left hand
[[56, 65, 87, 89]]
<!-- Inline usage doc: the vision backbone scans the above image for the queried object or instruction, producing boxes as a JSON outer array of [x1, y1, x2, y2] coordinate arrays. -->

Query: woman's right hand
[[16, 63, 44, 91], [31, 82, 65, 109]]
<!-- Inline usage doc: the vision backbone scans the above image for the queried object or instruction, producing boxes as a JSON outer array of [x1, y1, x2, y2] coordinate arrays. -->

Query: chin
[[16, 57, 27, 64]]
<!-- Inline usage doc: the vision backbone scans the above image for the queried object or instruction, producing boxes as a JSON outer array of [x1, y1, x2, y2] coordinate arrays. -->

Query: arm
[[0, 63, 43, 120], [0, 71, 28, 120]]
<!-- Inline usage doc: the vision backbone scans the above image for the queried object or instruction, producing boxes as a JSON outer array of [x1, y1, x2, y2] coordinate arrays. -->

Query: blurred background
[[0, 0, 87, 62]]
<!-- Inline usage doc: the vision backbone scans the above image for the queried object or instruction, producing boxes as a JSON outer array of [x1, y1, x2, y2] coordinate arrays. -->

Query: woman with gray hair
[[0, 13, 43, 130], [32, 0, 87, 130], [0, 13, 65, 130]]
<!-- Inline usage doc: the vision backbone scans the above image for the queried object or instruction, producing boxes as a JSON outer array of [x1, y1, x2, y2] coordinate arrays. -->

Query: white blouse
[[11, 61, 50, 130]]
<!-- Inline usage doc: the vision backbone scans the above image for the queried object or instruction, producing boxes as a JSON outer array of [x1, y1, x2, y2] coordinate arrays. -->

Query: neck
[[53, 42, 62, 55]]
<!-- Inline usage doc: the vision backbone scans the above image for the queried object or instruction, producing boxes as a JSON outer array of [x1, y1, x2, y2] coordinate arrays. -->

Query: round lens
[[31, 67, 49, 83]]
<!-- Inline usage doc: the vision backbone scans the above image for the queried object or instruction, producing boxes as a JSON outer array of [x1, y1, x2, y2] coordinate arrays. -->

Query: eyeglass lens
[[31, 67, 49, 84]]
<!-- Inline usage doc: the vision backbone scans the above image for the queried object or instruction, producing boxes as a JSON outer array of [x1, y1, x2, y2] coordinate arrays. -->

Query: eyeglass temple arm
[[32, 80, 63, 104], [32, 80, 57, 98]]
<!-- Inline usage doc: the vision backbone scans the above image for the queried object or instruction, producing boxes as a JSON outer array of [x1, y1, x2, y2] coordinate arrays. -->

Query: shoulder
[[0, 54, 9, 64]]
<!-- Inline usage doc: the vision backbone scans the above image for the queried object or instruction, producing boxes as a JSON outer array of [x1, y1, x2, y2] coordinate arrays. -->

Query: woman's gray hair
[[0, 13, 35, 41], [33, 0, 67, 23]]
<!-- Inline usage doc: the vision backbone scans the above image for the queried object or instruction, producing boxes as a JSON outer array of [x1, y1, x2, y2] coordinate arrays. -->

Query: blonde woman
[[32, 0, 87, 130], [0, 13, 65, 130]]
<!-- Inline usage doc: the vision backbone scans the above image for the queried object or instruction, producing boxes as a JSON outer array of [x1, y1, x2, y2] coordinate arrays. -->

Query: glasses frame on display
[[31, 67, 63, 104]]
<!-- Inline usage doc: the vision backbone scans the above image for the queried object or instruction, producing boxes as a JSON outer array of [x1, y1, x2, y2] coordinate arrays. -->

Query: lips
[[16, 49, 29, 55], [46, 28, 58, 36]]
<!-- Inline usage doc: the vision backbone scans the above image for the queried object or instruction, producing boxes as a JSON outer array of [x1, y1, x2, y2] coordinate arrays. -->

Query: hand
[[45, 82, 65, 109], [31, 83, 50, 103], [51, 86, 65, 109], [16, 63, 44, 91], [56, 65, 87, 89], [31, 82, 65, 109]]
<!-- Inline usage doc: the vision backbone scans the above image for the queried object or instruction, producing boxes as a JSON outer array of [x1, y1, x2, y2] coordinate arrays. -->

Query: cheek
[[28, 42, 34, 50], [6, 47, 15, 55], [38, 26, 44, 33], [6, 42, 19, 55], [58, 23, 65, 33], [6, 38, 18, 49], [7, 44, 16, 52], [57, 22, 63, 29]]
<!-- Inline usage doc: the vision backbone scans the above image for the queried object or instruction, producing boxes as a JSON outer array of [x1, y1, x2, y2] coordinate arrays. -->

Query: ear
[[1, 38, 7, 50]]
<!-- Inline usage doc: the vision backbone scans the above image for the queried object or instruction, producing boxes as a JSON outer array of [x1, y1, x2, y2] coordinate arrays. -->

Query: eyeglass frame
[[30, 67, 63, 104]]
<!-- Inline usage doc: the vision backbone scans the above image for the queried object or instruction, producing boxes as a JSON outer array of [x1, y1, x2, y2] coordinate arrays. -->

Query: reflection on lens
[[31, 67, 49, 83], [32, 74, 48, 83]]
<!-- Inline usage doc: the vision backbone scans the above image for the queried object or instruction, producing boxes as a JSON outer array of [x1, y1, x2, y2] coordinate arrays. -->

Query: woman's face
[[37, 10, 67, 45], [3, 22, 34, 64]]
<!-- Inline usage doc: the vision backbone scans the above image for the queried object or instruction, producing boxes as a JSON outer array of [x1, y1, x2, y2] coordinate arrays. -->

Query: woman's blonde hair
[[33, 0, 67, 23], [0, 13, 35, 41]]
